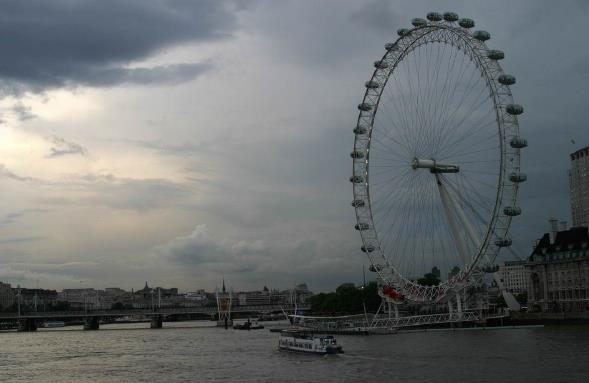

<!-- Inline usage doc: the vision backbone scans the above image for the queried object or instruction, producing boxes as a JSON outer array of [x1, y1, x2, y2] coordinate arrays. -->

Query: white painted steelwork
[[216, 281, 233, 328], [351, 12, 527, 303], [288, 311, 485, 332], [493, 272, 521, 311], [370, 311, 481, 329]]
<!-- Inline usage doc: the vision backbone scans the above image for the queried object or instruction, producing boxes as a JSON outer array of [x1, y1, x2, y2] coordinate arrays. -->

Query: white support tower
[[493, 272, 521, 312], [216, 279, 233, 329]]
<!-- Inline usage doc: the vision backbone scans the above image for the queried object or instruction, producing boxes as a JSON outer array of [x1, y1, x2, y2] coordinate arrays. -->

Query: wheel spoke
[[352, 19, 523, 304]]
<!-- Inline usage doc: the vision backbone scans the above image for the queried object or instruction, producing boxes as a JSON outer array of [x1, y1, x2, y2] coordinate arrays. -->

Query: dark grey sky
[[0, 0, 237, 92], [0, 0, 587, 292]]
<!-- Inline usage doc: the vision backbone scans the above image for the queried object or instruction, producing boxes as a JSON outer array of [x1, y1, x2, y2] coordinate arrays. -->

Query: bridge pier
[[83, 316, 100, 330], [18, 318, 38, 332], [150, 315, 163, 329]]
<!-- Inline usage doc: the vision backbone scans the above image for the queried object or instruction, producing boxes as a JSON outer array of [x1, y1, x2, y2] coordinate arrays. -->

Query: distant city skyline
[[1, 1, 589, 291], [0, 278, 314, 295]]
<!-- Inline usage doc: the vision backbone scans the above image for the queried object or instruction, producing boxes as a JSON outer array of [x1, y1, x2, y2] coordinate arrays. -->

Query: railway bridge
[[0, 304, 308, 331]]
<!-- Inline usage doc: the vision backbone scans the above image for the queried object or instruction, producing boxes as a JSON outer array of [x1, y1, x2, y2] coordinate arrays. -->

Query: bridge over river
[[0, 304, 308, 331]]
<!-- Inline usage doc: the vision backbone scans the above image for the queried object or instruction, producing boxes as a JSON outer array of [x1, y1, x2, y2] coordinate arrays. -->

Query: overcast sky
[[0, 0, 588, 292]]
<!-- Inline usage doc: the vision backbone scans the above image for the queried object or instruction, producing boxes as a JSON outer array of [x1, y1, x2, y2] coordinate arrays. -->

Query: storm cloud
[[1, 0, 588, 292], [0, 0, 237, 92]]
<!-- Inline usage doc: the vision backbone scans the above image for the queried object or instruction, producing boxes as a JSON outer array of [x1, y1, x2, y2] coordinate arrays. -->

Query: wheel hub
[[411, 158, 459, 173]]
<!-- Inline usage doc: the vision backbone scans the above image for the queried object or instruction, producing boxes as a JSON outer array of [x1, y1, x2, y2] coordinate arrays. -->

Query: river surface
[[1, 321, 588, 382]]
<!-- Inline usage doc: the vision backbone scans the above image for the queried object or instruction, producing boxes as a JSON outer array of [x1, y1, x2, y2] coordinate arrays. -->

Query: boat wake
[[336, 353, 390, 362]]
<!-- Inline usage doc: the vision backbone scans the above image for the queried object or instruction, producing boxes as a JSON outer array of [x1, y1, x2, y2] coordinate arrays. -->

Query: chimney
[[559, 221, 568, 231], [548, 217, 559, 244]]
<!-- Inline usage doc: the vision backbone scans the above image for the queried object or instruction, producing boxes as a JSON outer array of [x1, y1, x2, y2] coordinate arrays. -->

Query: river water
[[1, 321, 588, 382]]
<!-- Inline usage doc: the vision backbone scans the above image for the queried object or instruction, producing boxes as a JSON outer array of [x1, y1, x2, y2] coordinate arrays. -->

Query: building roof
[[570, 145, 589, 161], [530, 226, 589, 261], [136, 282, 152, 293], [504, 260, 527, 267]]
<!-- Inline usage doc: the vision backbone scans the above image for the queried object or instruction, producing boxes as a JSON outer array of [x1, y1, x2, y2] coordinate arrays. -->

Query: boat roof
[[280, 327, 336, 338]]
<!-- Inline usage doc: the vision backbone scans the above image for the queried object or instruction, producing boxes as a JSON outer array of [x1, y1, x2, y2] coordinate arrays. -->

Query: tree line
[[308, 282, 381, 315], [308, 268, 448, 315]]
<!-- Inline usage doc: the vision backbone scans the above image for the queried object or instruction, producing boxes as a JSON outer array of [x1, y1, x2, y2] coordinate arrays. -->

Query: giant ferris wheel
[[350, 12, 527, 304]]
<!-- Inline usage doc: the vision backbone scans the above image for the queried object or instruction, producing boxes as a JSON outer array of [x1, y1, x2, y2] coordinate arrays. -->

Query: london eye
[[350, 12, 527, 303]]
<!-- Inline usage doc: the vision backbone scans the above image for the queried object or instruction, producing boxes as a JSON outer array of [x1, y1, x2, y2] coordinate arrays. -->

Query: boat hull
[[278, 344, 343, 355], [278, 330, 344, 355]]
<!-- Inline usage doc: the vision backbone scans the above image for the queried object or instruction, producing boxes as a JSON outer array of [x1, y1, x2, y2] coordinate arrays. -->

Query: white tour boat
[[278, 328, 343, 354], [42, 321, 65, 328]]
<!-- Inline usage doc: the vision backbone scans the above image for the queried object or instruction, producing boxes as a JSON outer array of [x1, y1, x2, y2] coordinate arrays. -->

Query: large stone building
[[18, 288, 58, 309], [133, 282, 181, 308], [0, 281, 15, 310], [527, 226, 589, 312], [570, 145, 589, 227], [1, 283, 58, 311], [184, 289, 209, 306], [498, 260, 528, 295], [235, 284, 313, 306], [237, 286, 274, 306], [59, 288, 106, 309]]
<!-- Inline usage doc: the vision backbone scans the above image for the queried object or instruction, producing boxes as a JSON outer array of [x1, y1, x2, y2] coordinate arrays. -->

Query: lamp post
[[17, 284, 21, 318]]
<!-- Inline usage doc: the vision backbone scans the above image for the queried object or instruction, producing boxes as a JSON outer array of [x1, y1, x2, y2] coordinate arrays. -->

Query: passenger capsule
[[473, 30, 491, 41], [369, 264, 383, 272], [374, 60, 389, 69], [498, 74, 516, 86], [411, 18, 427, 27], [483, 265, 500, 273], [361, 245, 375, 253], [350, 175, 364, 184], [354, 126, 367, 135], [358, 103, 373, 112], [506, 104, 524, 115], [355, 223, 370, 231], [458, 18, 475, 28], [487, 49, 505, 60], [427, 12, 443, 21], [350, 151, 365, 159], [365, 80, 380, 89], [397, 28, 410, 37], [510, 137, 528, 149], [509, 172, 527, 183], [503, 206, 522, 216], [495, 238, 513, 247], [443, 12, 459, 22], [385, 42, 396, 51], [351, 199, 365, 208]]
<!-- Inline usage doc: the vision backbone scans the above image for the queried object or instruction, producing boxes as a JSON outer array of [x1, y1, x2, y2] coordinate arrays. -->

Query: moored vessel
[[42, 321, 65, 328], [233, 319, 264, 330]]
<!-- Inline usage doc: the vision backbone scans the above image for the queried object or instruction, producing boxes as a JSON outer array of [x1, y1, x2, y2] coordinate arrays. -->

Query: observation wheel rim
[[352, 19, 523, 303]]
